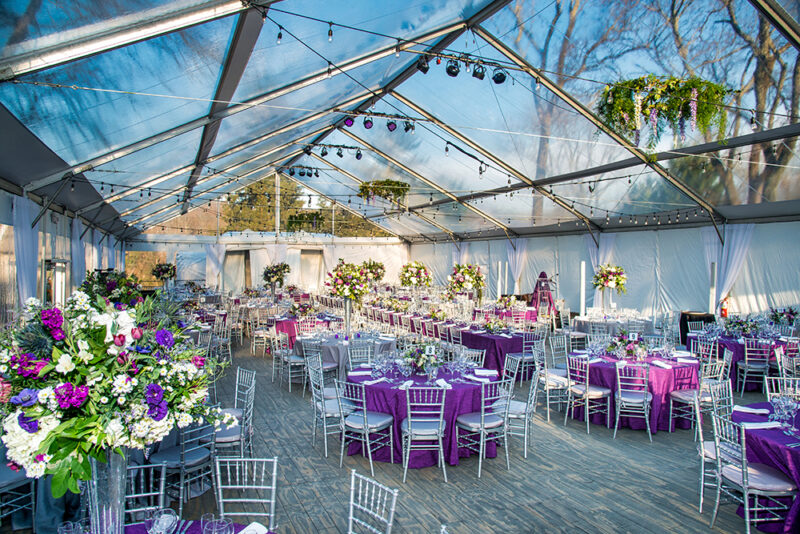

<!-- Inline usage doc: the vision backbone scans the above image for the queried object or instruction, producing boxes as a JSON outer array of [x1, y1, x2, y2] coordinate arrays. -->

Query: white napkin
[[738, 338, 746, 344], [398, 380, 414, 390], [240, 522, 269, 534], [733, 405, 770, 415], [498, 333, 513, 338], [358, 364, 372, 369], [677, 358, 698, 364], [672, 350, 692, 357], [572, 349, 588, 354], [348, 370, 372, 377], [466, 375, 490, 383], [435, 378, 452, 389], [652, 360, 673, 369], [742, 421, 781, 430], [364, 377, 388, 385], [587, 357, 604, 364], [378, 336, 396, 341], [615, 361, 627, 368], [474, 369, 498, 377]]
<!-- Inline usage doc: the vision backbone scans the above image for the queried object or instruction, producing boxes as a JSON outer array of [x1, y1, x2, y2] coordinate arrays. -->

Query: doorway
[[300, 250, 323, 292]]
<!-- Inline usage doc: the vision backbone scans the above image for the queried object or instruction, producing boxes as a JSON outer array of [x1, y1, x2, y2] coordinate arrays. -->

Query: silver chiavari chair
[[347, 469, 399, 534], [401, 386, 447, 483], [215, 457, 278, 532], [737, 338, 771, 396], [336, 380, 394, 476], [307, 356, 350, 457], [347, 343, 374, 371], [124, 463, 167, 525], [765, 376, 800, 401], [461, 347, 486, 368], [564, 356, 611, 434], [613, 362, 653, 441]]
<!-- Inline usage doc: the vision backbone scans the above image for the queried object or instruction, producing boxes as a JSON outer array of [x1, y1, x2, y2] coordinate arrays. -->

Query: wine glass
[[201, 513, 215, 533], [57, 522, 77, 534], [146, 509, 178, 534]]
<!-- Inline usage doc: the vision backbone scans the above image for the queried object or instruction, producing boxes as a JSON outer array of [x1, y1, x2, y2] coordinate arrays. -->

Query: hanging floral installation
[[596, 75, 729, 149], [357, 180, 410, 205], [286, 211, 325, 232]]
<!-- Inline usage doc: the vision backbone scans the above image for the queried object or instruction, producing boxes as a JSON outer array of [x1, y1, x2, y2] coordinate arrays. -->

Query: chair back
[[404, 386, 446, 435], [765, 376, 800, 401], [566, 356, 590, 389], [438, 323, 450, 344], [743, 338, 770, 365], [721, 348, 733, 381], [615, 362, 649, 404], [687, 320, 705, 333], [708, 413, 745, 480], [411, 317, 422, 334], [589, 322, 607, 336], [336, 380, 367, 422], [549, 334, 568, 369], [348, 344, 373, 369], [348, 469, 399, 534], [298, 318, 317, 334], [124, 463, 166, 525], [482, 378, 514, 422], [777, 324, 795, 337], [707, 379, 734, 418], [215, 457, 278, 531], [180, 420, 216, 462], [401, 315, 411, 331], [627, 320, 646, 334], [502, 353, 522, 382], [307, 354, 326, 402], [511, 309, 526, 328], [786, 337, 799, 358], [234, 367, 256, 409], [776, 347, 799, 378], [521, 331, 545, 355], [462, 348, 486, 368], [700, 359, 726, 383], [448, 325, 462, 348]]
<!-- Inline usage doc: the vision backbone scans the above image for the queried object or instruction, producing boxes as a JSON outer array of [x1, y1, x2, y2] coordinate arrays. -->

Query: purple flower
[[147, 400, 168, 421], [53, 383, 88, 409], [176, 320, 187, 329], [145, 383, 164, 405], [10, 388, 38, 407], [51, 328, 65, 341], [17, 413, 38, 433], [155, 329, 174, 349], [106, 280, 117, 291], [114, 302, 125, 311], [40, 308, 63, 330]]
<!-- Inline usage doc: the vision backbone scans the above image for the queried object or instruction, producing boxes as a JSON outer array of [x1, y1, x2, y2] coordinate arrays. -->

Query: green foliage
[[286, 211, 325, 232], [357, 180, 410, 204], [14, 321, 54, 359], [134, 293, 184, 328], [596, 75, 729, 148]]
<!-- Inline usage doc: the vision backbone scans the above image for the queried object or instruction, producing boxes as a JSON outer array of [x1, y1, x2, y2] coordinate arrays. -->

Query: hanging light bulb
[[314, 169, 320, 178], [277, 27, 283, 45], [355, 149, 362, 160], [445, 144, 449, 156], [395, 40, 401, 57], [363, 117, 373, 129], [403, 121, 415, 133], [326, 63, 332, 78], [535, 76, 541, 91], [321, 146, 328, 157], [328, 22, 333, 42], [70, 180, 75, 192]]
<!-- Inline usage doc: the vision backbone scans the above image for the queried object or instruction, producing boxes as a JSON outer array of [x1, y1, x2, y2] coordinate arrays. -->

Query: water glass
[[145, 508, 178, 534], [201, 513, 215, 532], [57, 522, 77, 534]]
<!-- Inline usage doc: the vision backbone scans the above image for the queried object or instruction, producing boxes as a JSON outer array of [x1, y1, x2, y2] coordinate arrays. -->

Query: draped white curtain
[[322, 245, 337, 273], [107, 241, 116, 270], [118, 241, 126, 272], [506, 238, 527, 294], [205, 244, 226, 288], [451, 242, 469, 266], [91, 230, 102, 270], [249, 248, 269, 288], [265, 244, 287, 265], [70, 218, 86, 288], [586, 233, 616, 306], [702, 224, 754, 311], [13, 196, 40, 303]]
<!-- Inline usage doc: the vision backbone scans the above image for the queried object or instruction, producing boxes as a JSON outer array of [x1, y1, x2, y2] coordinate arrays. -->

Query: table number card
[[425, 344, 436, 355], [628, 333, 639, 341]]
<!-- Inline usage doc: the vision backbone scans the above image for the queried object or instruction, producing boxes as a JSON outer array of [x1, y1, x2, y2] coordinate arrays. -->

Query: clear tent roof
[[1, 0, 798, 242]]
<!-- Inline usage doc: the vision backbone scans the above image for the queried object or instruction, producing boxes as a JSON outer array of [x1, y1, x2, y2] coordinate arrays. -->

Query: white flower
[[112, 375, 133, 395], [78, 339, 90, 352], [55, 354, 75, 374], [77, 349, 93, 364], [99, 396, 109, 404], [176, 413, 193, 428], [104, 419, 125, 447], [117, 396, 127, 405]]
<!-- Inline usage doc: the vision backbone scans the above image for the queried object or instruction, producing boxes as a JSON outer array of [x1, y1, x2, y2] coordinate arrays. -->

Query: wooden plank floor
[[183, 340, 752, 534]]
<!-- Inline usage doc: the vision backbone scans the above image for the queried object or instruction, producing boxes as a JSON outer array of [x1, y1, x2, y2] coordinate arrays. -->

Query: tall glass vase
[[87, 448, 127, 534], [345, 298, 352, 339], [600, 289, 606, 315], [270, 282, 277, 303]]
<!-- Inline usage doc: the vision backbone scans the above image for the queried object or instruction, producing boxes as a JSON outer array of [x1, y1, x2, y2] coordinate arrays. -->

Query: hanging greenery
[[357, 180, 410, 204], [286, 211, 325, 232], [596, 75, 729, 148]]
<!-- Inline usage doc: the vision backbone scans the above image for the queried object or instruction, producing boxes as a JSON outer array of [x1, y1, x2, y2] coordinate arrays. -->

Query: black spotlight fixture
[[355, 149, 362, 160], [343, 116, 354, 127], [492, 67, 507, 84], [445, 59, 460, 77], [289, 168, 295, 176], [472, 64, 486, 80], [387, 120, 397, 132], [320, 146, 328, 157], [303, 146, 312, 155], [403, 121, 415, 133], [363, 117, 373, 129], [299, 168, 306, 177], [314, 169, 320, 178], [337, 147, 343, 158], [416, 55, 430, 74]]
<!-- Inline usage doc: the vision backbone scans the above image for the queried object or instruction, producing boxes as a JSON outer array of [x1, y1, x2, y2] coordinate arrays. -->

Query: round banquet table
[[125, 522, 273, 533], [346, 369, 499, 468], [274, 317, 339, 348], [572, 317, 652, 336], [472, 308, 537, 323], [567, 354, 700, 433], [294, 335, 397, 379], [685, 334, 787, 391], [731, 402, 800, 533], [459, 327, 523, 372]]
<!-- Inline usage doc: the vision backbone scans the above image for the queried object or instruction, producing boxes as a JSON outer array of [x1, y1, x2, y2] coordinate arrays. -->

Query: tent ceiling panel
[[210, 114, 332, 161], [110, 170, 194, 215], [282, 167, 391, 218], [374, 212, 445, 237], [0, 15, 237, 166], [413, 202, 499, 233]]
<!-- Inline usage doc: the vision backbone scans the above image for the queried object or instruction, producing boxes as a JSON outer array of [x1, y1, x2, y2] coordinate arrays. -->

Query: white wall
[[410, 221, 800, 317]]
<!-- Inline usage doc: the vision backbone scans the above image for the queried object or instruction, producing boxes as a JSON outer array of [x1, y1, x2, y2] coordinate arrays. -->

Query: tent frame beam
[[749, 0, 800, 51], [181, 7, 265, 211], [392, 92, 601, 243], [0, 0, 251, 80], [308, 152, 460, 240], [22, 20, 467, 194], [278, 172, 410, 244], [473, 25, 726, 245]]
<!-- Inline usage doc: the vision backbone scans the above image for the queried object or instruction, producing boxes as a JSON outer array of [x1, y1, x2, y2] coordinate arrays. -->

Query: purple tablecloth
[[460, 329, 523, 372], [568, 355, 699, 433], [347, 370, 498, 468], [472, 308, 537, 323], [731, 402, 800, 533]]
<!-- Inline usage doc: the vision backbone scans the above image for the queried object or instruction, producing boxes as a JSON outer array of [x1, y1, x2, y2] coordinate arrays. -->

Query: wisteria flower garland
[[0, 291, 235, 497]]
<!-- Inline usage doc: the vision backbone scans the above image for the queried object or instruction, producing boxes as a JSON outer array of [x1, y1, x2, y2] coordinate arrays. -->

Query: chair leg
[[388, 427, 394, 464], [699, 458, 706, 513], [339, 430, 347, 468], [668, 397, 674, 432], [364, 433, 375, 477], [402, 434, 409, 484], [613, 402, 621, 439], [477, 433, 485, 478], [709, 477, 722, 528], [438, 437, 447, 483], [644, 406, 652, 443]]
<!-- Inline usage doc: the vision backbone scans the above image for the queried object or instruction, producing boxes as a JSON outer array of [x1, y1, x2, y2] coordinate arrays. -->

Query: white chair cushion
[[286, 355, 305, 364], [316, 399, 343, 417], [670, 388, 711, 404], [401, 417, 444, 436], [505, 400, 528, 417], [570, 384, 611, 398], [214, 424, 242, 443], [321, 361, 338, 371], [697, 440, 717, 460], [455, 412, 504, 430], [344, 411, 393, 430], [722, 463, 797, 492], [149, 445, 211, 468], [736, 360, 768, 369], [616, 390, 653, 404], [540, 372, 569, 389], [323, 387, 337, 399], [548, 368, 568, 378]]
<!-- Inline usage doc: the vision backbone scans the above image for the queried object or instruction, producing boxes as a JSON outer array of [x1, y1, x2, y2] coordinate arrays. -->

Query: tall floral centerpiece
[[263, 262, 290, 302], [399, 261, 432, 294], [496, 295, 516, 310], [592, 264, 627, 312], [151, 263, 176, 290], [361, 259, 385, 285], [403, 342, 442, 382], [0, 292, 235, 534], [446, 264, 486, 305], [325, 259, 370, 337]]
